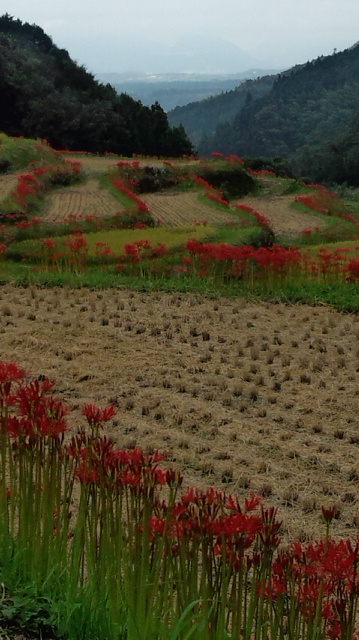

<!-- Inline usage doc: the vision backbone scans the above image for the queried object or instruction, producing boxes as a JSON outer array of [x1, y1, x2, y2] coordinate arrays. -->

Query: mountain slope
[[168, 74, 277, 146], [169, 45, 359, 184], [0, 14, 193, 157]]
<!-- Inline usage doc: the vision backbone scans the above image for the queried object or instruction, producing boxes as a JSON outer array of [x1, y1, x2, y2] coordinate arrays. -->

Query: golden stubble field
[[1, 284, 359, 543]]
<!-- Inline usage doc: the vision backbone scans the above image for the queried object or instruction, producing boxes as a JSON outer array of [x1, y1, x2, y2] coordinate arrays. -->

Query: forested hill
[[0, 14, 193, 156], [168, 74, 278, 147], [169, 45, 359, 185]]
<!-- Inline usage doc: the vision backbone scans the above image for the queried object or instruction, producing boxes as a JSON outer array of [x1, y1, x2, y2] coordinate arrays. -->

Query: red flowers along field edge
[[0, 360, 358, 639]]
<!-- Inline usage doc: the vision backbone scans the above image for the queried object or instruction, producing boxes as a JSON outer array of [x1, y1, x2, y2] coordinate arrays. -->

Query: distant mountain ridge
[[96, 35, 265, 75], [97, 69, 281, 112], [168, 45, 359, 185]]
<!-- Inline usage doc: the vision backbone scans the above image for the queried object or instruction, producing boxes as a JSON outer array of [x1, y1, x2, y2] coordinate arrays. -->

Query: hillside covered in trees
[[0, 14, 193, 157], [169, 45, 359, 185], [169, 74, 278, 147]]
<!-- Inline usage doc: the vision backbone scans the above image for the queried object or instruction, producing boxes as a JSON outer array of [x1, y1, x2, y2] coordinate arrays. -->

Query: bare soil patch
[[2, 284, 359, 542], [142, 191, 235, 226], [43, 178, 121, 221]]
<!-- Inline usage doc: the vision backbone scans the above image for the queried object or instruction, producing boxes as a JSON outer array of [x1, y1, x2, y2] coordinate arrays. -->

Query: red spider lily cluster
[[346, 258, 359, 281], [184, 238, 302, 279], [121, 239, 168, 265], [0, 362, 67, 438], [225, 154, 245, 164], [111, 236, 359, 284], [41, 232, 88, 273], [1, 360, 359, 638], [295, 186, 358, 230], [194, 174, 230, 208], [110, 176, 150, 213], [235, 202, 272, 230], [10, 172, 43, 212], [5, 161, 82, 220]]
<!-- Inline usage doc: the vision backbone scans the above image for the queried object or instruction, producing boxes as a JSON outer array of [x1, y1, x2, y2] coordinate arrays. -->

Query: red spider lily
[[110, 177, 149, 213], [82, 403, 116, 427], [75, 460, 101, 485], [226, 154, 244, 164], [165, 468, 183, 488], [322, 505, 337, 524], [124, 243, 139, 257], [204, 191, 230, 207], [64, 234, 87, 253], [259, 506, 282, 550], [43, 237, 56, 251], [346, 258, 359, 281], [257, 574, 287, 602], [12, 378, 68, 438], [152, 243, 168, 256], [6, 415, 32, 438], [211, 512, 262, 541], [149, 515, 166, 536], [193, 175, 212, 189], [0, 362, 26, 409], [245, 493, 262, 512]]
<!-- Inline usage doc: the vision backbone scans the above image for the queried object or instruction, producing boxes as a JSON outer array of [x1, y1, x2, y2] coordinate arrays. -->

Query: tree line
[[0, 14, 193, 157]]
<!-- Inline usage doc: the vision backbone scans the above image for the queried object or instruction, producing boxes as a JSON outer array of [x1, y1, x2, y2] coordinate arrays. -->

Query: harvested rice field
[[2, 283, 359, 543]]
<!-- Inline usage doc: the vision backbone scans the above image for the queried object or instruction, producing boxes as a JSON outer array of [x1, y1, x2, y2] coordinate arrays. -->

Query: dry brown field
[[2, 284, 359, 543], [43, 178, 121, 221], [0, 171, 21, 200], [142, 191, 235, 226], [239, 193, 326, 236]]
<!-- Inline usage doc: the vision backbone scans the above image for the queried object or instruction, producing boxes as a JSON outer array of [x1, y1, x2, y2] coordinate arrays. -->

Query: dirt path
[[2, 284, 359, 542]]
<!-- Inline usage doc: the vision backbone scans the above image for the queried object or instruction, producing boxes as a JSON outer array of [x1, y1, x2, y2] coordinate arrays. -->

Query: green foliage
[[195, 164, 256, 198], [0, 16, 193, 157], [168, 75, 276, 146], [0, 133, 60, 172], [245, 226, 276, 248], [0, 579, 58, 637], [135, 165, 183, 193], [243, 155, 293, 178], [170, 44, 359, 186]]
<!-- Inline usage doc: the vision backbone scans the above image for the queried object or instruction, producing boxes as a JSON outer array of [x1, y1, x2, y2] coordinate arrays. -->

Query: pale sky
[[4, 0, 359, 74]]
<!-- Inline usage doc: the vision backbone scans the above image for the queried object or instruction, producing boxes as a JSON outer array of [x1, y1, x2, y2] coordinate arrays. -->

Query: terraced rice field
[[240, 193, 326, 236], [43, 178, 121, 221], [0, 171, 21, 200], [142, 191, 236, 226], [2, 284, 359, 543], [55, 156, 328, 233]]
